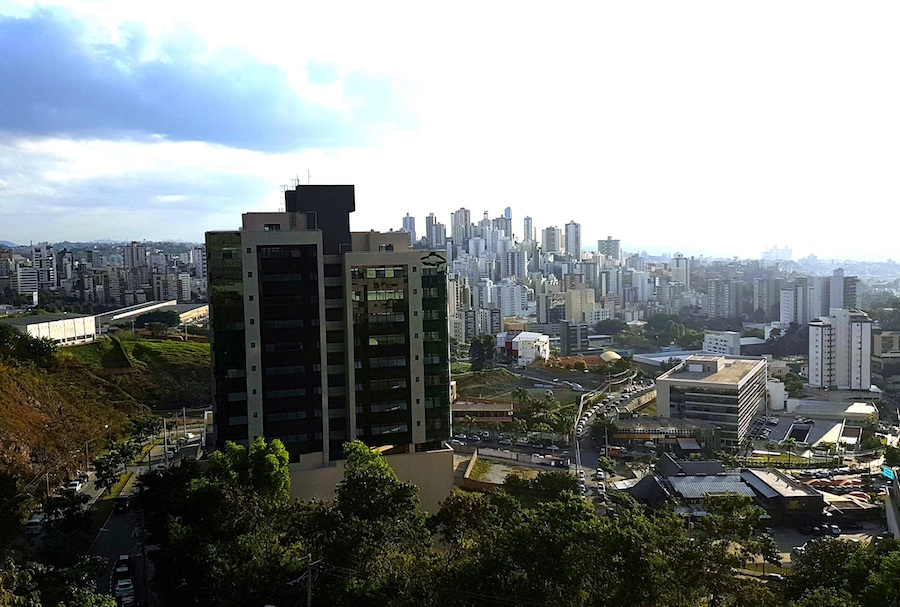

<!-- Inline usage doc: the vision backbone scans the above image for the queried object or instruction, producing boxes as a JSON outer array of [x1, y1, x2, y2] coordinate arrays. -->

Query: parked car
[[66, 480, 83, 493], [114, 579, 135, 598], [114, 496, 131, 514], [830, 525, 841, 536], [24, 513, 45, 536]]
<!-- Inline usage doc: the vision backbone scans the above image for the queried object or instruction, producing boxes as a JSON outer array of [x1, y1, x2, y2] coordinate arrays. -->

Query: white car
[[114, 579, 135, 598], [66, 480, 83, 493]]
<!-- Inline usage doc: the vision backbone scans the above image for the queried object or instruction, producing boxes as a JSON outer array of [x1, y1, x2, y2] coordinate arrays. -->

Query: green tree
[[134, 310, 180, 328], [207, 438, 290, 502], [885, 445, 900, 467], [791, 588, 858, 607], [788, 537, 869, 600]]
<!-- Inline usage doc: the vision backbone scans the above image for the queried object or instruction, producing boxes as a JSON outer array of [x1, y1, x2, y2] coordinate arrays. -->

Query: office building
[[656, 354, 768, 448], [206, 184, 451, 468], [809, 308, 872, 390], [703, 331, 741, 355]]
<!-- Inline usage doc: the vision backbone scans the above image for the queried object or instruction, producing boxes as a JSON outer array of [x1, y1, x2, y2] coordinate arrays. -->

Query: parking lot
[[769, 522, 885, 565]]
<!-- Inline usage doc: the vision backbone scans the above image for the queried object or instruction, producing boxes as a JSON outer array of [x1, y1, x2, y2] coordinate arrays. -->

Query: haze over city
[[1, 1, 898, 260]]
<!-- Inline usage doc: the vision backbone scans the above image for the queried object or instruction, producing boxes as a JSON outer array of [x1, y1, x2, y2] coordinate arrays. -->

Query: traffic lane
[[453, 437, 567, 455], [89, 507, 141, 598]]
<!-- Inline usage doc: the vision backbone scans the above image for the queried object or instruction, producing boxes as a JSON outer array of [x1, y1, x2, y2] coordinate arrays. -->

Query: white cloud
[[1, 1, 899, 260]]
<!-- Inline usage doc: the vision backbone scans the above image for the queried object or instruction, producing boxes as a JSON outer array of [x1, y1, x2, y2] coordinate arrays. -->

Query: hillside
[[0, 333, 210, 481], [66, 334, 212, 409]]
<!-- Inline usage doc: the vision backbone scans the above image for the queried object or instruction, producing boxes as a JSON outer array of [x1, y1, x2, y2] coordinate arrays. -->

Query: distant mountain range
[[0, 240, 18, 248]]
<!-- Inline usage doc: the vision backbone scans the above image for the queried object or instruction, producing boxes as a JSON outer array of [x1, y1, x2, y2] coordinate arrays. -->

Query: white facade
[[15, 267, 38, 296], [703, 330, 741, 355], [492, 280, 527, 318], [31, 243, 56, 291], [565, 287, 595, 322], [15, 315, 97, 346], [809, 308, 872, 390], [511, 331, 551, 366]]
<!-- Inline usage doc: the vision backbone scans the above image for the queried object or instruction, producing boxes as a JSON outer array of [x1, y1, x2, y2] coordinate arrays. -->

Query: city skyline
[[1, 2, 898, 261]]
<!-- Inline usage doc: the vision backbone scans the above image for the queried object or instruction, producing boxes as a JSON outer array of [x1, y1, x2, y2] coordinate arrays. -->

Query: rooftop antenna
[[307, 169, 311, 185]]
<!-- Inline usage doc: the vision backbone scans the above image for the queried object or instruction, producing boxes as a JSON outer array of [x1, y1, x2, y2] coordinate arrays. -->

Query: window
[[264, 223, 281, 231], [248, 271, 253, 277], [246, 248, 251, 254]]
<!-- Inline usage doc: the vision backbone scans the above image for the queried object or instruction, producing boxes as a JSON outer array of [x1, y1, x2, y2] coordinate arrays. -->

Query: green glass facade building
[[206, 185, 451, 465]]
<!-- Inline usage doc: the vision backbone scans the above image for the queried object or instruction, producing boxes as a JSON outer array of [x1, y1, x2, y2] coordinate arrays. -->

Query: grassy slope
[[454, 368, 578, 405], [1, 336, 211, 481], [68, 336, 211, 409]]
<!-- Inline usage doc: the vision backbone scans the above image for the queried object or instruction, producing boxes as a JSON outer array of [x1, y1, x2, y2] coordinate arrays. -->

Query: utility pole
[[307, 553, 312, 607]]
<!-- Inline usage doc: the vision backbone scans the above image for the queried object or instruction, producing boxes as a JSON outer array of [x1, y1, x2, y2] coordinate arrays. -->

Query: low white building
[[703, 330, 741, 355], [507, 331, 551, 367], [1, 313, 97, 346]]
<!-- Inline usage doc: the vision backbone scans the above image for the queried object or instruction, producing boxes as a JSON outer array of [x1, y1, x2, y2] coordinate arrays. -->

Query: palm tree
[[783, 437, 797, 467]]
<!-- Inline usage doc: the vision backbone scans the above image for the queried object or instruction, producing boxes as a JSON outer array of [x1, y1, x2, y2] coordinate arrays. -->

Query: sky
[[1, 1, 898, 261]]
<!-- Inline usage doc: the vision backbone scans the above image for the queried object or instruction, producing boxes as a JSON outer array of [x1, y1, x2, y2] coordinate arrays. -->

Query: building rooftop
[[1, 312, 91, 326], [740, 468, 819, 499], [660, 355, 765, 385], [668, 474, 756, 500], [512, 331, 546, 342]]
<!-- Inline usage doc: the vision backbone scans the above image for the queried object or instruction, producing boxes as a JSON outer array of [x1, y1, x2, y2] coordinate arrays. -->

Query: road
[[85, 425, 204, 606]]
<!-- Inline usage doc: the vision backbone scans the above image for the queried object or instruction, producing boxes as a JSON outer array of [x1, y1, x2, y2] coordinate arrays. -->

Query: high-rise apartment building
[[671, 253, 691, 291], [752, 277, 771, 318], [830, 269, 860, 310], [31, 243, 56, 291], [707, 278, 742, 319], [401, 213, 417, 246], [779, 279, 808, 326], [206, 185, 451, 467], [523, 217, 534, 242], [809, 308, 871, 390], [542, 226, 562, 254], [450, 208, 472, 245], [597, 236, 621, 265], [564, 221, 581, 260]]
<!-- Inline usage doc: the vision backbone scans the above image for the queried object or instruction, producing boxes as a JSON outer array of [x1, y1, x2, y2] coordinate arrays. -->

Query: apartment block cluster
[[0, 241, 208, 306], [399, 209, 716, 354]]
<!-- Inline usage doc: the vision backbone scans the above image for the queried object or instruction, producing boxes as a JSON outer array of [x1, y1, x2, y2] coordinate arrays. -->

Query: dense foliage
[[134, 439, 900, 607], [468, 335, 497, 372]]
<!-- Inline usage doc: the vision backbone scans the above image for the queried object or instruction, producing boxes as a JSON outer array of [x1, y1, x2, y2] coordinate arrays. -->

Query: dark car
[[114, 496, 131, 513]]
